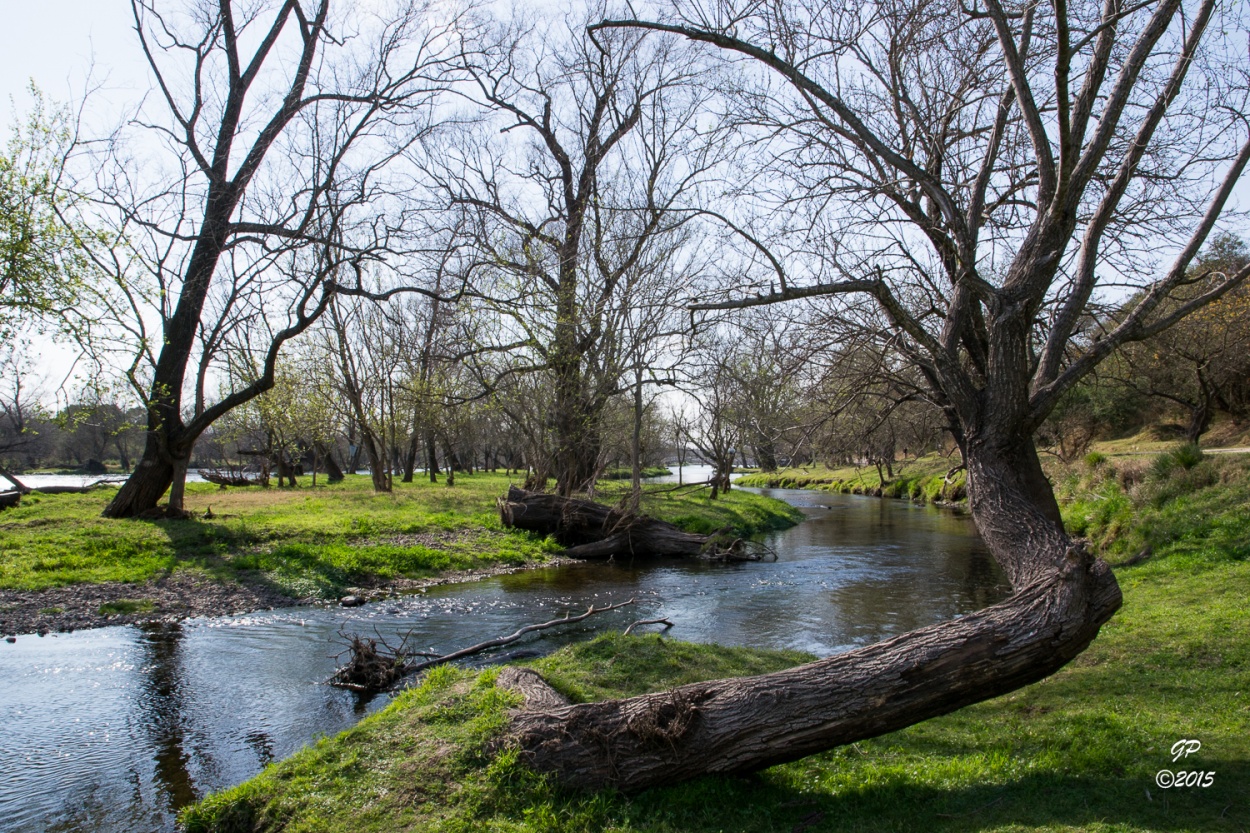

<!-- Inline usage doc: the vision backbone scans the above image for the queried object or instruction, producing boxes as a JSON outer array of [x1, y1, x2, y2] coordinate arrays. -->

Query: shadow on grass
[[627, 759, 1249, 833], [133, 515, 342, 599]]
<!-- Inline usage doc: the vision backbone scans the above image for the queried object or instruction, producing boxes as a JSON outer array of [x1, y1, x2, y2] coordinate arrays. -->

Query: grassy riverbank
[[183, 452, 1249, 833], [736, 454, 968, 503], [0, 474, 799, 599]]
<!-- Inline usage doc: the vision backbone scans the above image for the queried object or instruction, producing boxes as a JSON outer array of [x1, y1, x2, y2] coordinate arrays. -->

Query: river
[[0, 486, 1006, 833]]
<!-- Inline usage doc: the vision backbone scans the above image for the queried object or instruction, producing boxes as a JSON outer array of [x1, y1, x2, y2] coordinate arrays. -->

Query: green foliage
[[1148, 442, 1205, 483], [1058, 452, 1250, 565], [737, 456, 968, 506], [1171, 442, 1204, 470], [601, 466, 672, 480], [1083, 451, 1107, 469], [533, 632, 811, 703], [0, 86, 94, 340]]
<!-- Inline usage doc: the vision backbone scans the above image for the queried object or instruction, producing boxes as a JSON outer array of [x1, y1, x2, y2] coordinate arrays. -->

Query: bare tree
[[0, 340, 53, 486], [1115, 235, 1250, 442], [72, 0, 458, 517], [490, 0, 1250, 791], [428, 10, 717, 495]]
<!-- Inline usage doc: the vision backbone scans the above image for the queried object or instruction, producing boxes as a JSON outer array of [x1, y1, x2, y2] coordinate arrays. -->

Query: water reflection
[[133, 623, 199, 815], [0, 488, 1007, 833]]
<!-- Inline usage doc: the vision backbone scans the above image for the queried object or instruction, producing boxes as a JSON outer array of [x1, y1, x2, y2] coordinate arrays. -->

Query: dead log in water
[[331, 599, 637, 693], [498, 486, 758, 560]]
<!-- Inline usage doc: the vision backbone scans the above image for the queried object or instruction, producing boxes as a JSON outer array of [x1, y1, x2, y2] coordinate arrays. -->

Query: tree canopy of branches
[[1116, 235, 1250, 442], [488, 0, 1250, 792], [430, 11, 712, 495], [0, 89, 92, 341]]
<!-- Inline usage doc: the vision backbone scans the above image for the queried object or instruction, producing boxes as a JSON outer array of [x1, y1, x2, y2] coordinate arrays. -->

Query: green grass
[[97, 598, 156, 616], [601, 466, 673, 480], [737, 455, 967, 504], [1056, 448, 1250, 567], [0, 473, 799, 598], [182, 453, 1250, 833]]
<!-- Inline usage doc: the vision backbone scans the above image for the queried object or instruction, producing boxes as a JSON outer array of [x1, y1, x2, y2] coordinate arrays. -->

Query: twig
[[332, 599, 641, 694], [383, 598, 639, 691], [623, 617, 674, 636]]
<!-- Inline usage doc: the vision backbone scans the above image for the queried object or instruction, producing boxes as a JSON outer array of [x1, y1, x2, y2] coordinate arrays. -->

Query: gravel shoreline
[[0, 556, 578, 638]]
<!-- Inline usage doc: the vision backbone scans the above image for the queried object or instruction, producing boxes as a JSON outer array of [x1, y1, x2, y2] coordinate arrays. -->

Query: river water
[[0, 487, 1007, 833]]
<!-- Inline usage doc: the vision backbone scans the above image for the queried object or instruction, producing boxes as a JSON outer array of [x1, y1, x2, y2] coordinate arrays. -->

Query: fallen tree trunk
[[200, 469, 264, 487], [0, 490, 20, 510], [495, 438, 1123, 793], [28, 480, 121, 495], [502, 545, 1121, 792], [499, 486, 755, 560], [0, 470, 30, 495]]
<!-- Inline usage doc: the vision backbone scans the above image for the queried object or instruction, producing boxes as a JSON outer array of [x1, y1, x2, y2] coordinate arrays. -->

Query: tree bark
[[426, 431, 440, 482], [401, 431, 420, 483], [105, 434, 179, 518], [320, 444, 345, 483], [0, 469, 30, 494]]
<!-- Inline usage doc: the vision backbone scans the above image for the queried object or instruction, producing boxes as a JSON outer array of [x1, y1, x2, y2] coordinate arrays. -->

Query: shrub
[[1172, 442, 1204, 470], [1084, 451, 1108, 469]]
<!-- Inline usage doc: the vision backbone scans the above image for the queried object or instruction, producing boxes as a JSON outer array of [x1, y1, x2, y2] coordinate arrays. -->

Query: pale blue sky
[[1, 1, 147, 133]]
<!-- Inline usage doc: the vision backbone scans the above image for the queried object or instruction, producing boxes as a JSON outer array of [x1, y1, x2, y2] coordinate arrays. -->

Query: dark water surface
[[0, 488, 1007, 833]]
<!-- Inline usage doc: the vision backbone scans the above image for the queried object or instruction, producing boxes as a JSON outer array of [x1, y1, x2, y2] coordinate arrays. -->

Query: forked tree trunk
[[105, 433, 182, 518], [500, 435, 1122, 792]]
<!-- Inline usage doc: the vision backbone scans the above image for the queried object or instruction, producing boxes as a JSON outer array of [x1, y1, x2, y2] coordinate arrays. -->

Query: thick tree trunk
[[104, 432, 180, 518], [499, 436, 1122, 792], [319, 444, 345, 483], [401, 432, 420, 483], [1184, 380, 1214, 444], [754, 442, 777, 473], [426, 431, 440, 483], [553, 388, 603, 497]]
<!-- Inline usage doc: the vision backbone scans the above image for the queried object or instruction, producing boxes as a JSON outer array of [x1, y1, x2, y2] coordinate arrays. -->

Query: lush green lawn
[[182, 453, 1250, 833], [0, 474, 800, 598]]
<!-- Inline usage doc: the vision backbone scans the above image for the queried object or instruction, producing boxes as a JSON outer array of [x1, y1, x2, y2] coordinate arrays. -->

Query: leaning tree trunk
[[104, 429, 185, 518], [499, 435, 1122, 792]]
